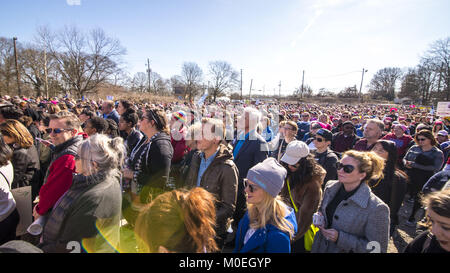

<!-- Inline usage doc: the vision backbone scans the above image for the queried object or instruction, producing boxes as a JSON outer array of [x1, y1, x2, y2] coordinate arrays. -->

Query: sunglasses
[[337, 162, 356, 173], [243, 179, 260, 193], [46, 128, 72, 134], [314, 137, 325, 142], [417, 137, 428, 142], [342, 116, 349, 118]]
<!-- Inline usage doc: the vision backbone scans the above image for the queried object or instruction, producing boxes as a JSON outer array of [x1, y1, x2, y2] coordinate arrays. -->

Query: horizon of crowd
[[0, 94, 449, 254]]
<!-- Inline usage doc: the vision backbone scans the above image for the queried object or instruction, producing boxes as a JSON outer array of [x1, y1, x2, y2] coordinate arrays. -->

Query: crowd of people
[[0, 94, 449, 253]]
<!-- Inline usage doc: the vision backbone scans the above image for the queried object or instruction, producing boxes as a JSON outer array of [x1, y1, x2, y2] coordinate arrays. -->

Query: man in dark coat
[[232, 108, 268, 229]]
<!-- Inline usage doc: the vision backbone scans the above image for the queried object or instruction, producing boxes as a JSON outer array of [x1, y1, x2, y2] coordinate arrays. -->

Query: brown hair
[[415, 129, 438, 146], [0, 119, 34, 149], [343, 150, 385, 184], [145, 108, 170, 135], [423, 189, 450, 218], [420, 189, 450, 231], [285, 120, 298, 132], [47, 104, 61, 114], [49, 111, 81, 130], [135, 188, 218, 253], [201, 117, 225, 140]]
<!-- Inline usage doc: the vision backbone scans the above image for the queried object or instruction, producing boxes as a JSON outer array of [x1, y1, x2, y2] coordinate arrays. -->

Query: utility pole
[[359, 68, 367, 103], [278, 81, 281, 99], [13, 37, 21, 96], [249, 79, 253, 101], [263, 85, 265, 97], [240, 69, 243, 100], [146, 58, 151, 93], [301, 70, 305, 98]]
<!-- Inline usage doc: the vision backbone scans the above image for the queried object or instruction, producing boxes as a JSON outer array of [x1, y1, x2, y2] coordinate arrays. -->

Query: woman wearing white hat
[[279, 140, 326, 253]]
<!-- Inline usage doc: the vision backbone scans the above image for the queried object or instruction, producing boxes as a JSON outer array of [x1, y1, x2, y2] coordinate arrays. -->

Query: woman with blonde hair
[[0, 119, 40, 198], [135, 187, 218, 253], [234, 158, 297, 253], [311, 150, 390, 253]]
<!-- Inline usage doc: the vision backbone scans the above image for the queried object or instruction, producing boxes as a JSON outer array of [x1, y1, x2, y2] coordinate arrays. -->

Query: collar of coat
[[325, 180, 371, 209], [196, 143, 233, 164]]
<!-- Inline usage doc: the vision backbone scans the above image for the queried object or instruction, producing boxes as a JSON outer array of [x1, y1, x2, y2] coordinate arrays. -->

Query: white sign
[[436, 102, 450, 117]]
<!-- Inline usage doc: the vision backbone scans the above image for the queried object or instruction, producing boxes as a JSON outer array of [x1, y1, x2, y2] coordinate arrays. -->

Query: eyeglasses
[[314, 137, 324, 142], [46, 128, 72, 134], [243, 179, 260, 193], [337, 162, 356, 173]]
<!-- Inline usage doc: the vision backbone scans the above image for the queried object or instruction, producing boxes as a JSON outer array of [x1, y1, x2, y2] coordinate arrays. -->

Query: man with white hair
[[354, 119, 384, 151], [231, 107, 268, 233]]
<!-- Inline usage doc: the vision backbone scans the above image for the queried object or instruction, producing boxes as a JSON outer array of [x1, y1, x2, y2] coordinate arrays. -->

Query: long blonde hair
[[343, 150, 385, 184], [248, 191, 295, 239]]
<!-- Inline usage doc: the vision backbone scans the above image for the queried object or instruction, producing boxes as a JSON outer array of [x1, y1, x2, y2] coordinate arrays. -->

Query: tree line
[[0, 25, 240, 102], [367, 37, 449, 105], [1, 25, 448, 105]]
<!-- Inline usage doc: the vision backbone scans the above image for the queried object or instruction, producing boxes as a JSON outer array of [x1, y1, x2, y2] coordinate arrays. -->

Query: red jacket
[[171, 127, 190, 164], [35, 154, 76, 215]]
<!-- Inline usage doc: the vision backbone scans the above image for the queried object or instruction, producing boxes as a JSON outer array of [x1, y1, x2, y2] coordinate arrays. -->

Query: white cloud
[[66, 0, 81, 6]]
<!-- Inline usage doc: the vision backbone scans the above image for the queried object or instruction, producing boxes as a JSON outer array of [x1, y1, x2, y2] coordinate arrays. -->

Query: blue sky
[[1, 0, 449, 96]]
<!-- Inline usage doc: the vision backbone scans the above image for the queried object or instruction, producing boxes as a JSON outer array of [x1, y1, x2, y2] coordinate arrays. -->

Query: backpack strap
[[0, 170, 11, 188], [421, 233, 433, 253]]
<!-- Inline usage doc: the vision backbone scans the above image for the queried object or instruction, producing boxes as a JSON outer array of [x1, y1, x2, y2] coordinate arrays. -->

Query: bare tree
[[0, 37, 17, 96], [399, 68, 421, 101], [369, 67, 403, 100], [338, 85, 359, 98], [422, 37, 450, 100], [130, 72, 148, 93], [181, 62, 203, 101], [208, 61, 239, 102], [38, 25, 126, 98]]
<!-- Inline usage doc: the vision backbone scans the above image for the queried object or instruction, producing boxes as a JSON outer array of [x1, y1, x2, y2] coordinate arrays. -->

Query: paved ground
[[388, 194, 425, 253]]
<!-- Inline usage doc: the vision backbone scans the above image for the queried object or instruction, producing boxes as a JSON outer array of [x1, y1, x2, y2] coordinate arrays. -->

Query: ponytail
[[108, 136, 125, 169], [135, 188, 218, 253], [181, 187, 218, 253]]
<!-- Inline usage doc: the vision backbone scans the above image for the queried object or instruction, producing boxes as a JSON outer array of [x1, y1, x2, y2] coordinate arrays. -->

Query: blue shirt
[[197, 149, 219, 187], [233, 131, 251, 159]]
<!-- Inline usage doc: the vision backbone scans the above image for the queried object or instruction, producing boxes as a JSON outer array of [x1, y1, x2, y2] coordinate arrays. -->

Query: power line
[[308, 70, 361, 79]]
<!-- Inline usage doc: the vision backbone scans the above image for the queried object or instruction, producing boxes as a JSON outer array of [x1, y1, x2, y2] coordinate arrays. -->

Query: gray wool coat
[[311, 180, 390, 253]]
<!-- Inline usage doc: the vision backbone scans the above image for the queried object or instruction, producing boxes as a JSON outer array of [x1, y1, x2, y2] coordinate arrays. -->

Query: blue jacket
[[233, 206, 297, 253], [103, 109, 120, 125], [296, 121, 310, 141]]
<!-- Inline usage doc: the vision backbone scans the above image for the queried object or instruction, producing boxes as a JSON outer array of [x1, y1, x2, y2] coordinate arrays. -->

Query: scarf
[[41, 171, 109, 245]]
